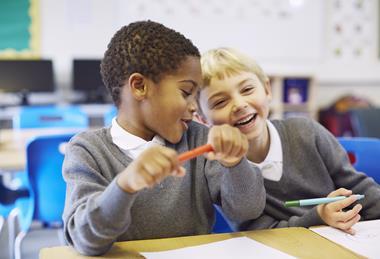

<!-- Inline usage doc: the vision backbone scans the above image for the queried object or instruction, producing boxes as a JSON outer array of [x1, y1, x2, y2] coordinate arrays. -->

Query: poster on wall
[[0, 0, 40, 58]]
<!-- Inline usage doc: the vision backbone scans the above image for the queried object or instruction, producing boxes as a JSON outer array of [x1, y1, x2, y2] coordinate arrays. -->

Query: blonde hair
[[201, 47, 268, 88]]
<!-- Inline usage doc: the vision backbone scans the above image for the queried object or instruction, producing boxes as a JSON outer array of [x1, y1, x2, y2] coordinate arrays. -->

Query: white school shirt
[[110, 118, 165, 159], [249, 120, 283, 181]]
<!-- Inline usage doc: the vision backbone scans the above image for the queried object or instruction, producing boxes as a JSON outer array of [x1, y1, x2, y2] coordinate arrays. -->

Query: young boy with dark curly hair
[[197, 47, 380, 234], [62, 22, 265, 256]]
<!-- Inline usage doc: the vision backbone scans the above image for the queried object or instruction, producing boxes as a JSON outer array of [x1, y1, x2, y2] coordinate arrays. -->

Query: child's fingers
[[220, 128, 234, 156], [327, 188, 352, 198], [344, 227, 356, 235], [208, 125, 248, 159], [225, 129, 243, 157], [155, 153, 178, 176], [118, 146, 181, 192], [209, 133, 227, 158], [141, 162, 165, 185], [140, 147, 180, 183], [331, 195, 359, 211], [335, 204, 362, 222], [136, 169, 157, 188], [159, 148, 181, 173], [207, 126, 223, 156], [171, 166, 186, 177], [204, 151, 217, 161], [229, 127, 248, 157], [336, 213, 361, 233], [234, 132, 248, 158], [141, 161, 163, 182]]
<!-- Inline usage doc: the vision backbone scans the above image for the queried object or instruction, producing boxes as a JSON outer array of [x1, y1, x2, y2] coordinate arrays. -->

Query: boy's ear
[[128, 73, 147, 100], [264, 79, 272, 101]]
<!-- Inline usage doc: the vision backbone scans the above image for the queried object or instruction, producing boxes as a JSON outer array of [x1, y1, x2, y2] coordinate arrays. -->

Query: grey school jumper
[[239, 117, 380, 231], [62, 121, 265, 255]]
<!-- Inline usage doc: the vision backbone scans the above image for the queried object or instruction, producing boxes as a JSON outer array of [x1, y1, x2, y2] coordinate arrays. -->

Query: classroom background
[[0, 0, 380, 258], [1, 0, 380, 134]]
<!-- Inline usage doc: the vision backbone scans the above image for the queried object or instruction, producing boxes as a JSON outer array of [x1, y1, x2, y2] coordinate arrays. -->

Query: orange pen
[[178, 144, 214, 162]]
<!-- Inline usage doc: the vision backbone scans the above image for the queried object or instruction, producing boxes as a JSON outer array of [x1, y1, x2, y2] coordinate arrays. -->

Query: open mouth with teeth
[[234, 113, 257, 127]]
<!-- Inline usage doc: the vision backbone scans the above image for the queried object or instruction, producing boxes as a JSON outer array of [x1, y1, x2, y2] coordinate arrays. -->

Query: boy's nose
[[188, 100, 197, 113], [232, 99, 248, 113]]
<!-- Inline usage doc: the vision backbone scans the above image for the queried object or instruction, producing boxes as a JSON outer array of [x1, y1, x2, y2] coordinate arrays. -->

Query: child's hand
[[206, 124, 248, 167], [317, 188, 362, 235], [117, 146, 185, 193]]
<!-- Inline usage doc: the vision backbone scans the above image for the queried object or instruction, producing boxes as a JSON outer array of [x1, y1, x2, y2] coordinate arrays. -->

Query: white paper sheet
[[141, 236, 295, 259], [311, 219, 380, 258]]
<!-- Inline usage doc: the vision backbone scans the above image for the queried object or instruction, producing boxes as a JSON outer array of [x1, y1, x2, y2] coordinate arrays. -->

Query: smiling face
[[138, 56, 202, 143], [199, 71, 272, 141]]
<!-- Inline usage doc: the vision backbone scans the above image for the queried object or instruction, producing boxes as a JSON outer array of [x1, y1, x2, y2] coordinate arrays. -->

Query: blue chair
[[104, 106, 117, 126], [0, 204, 14, 220], [212, 205, 233, 233], [0, 215, 3, 233], [11, 105, 88, 209], [350, 108, 380, 138], [0, 195, 19, 259], [338, 137, 380, 184], [13, 105, 89, 129], [11, 134, 74, 259], [0, 197, 16, 235], [0, 175, 30, 257]]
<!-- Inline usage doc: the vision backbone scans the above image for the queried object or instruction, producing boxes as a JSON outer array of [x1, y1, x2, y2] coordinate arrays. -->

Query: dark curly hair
[[100, 20, 200, 107]]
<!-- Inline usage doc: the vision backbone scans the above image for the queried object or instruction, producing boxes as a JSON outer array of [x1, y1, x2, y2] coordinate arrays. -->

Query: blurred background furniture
[[338, 137, 380, 184], [10, 133, 74, 259], [10, 105, 88, 198], [13, 105, 89, 129], [103, 106, 117, 127], [318, 95, 372, 137], [349, 108, 380, 138]]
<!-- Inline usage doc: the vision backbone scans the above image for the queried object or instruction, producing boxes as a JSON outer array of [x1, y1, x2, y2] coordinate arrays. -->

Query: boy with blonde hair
[[198, 47, 380, 234]]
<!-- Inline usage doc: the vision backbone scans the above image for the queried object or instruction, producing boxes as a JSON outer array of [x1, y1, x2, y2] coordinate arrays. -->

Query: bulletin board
[[326, 0, 377, 61], [117, 0, 325, 63], [0, 0, 40, 58]]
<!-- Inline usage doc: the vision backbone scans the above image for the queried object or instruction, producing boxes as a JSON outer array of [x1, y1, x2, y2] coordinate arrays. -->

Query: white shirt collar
[[249, 120, 283, 181], [262, 120, 283, 165], [110, 117, 165, 159]]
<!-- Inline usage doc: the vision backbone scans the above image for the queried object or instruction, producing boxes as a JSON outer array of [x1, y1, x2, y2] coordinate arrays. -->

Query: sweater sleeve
[[239, 207, 324, 231], [62, 137, 137, 256], [314, 121, 380, 220], [206, 158, 266, 222]]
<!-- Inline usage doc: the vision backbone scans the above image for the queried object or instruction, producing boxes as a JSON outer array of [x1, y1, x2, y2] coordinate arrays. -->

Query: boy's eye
[[181, 90, 192, 97], [241, 86, 254, 94], [211, 99, 227, 109]]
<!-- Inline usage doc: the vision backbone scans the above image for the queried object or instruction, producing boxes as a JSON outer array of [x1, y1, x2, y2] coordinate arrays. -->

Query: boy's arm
[[205, 158, 266, 222], [62, 140, 137, 256], [237, 207, 324, 231], [202, 124, 266, 222], [314, 121, 380, 220]]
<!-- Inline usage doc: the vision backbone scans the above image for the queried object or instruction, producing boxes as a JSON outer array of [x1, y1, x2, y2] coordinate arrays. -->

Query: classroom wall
[[38, 0, 380, 107]]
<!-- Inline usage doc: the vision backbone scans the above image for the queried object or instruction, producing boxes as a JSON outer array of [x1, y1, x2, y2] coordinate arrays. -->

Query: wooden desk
[[0, 128, 84, 172], [39, 227, 363, 259]]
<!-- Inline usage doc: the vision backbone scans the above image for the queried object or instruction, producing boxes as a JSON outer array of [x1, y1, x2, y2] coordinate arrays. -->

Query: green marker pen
[[284, 194, 365, 207]]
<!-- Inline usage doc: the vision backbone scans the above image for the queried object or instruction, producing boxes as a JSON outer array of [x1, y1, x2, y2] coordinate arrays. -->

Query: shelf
[[269, 75, 316, 120]]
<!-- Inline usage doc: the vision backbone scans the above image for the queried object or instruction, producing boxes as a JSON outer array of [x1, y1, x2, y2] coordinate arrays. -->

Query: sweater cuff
[[98, 178, 138, 219], [221, 158, 265, 221], [224, 158, 263, 185], [302, 207, 325, 227], [228, 157, 251, 172]]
